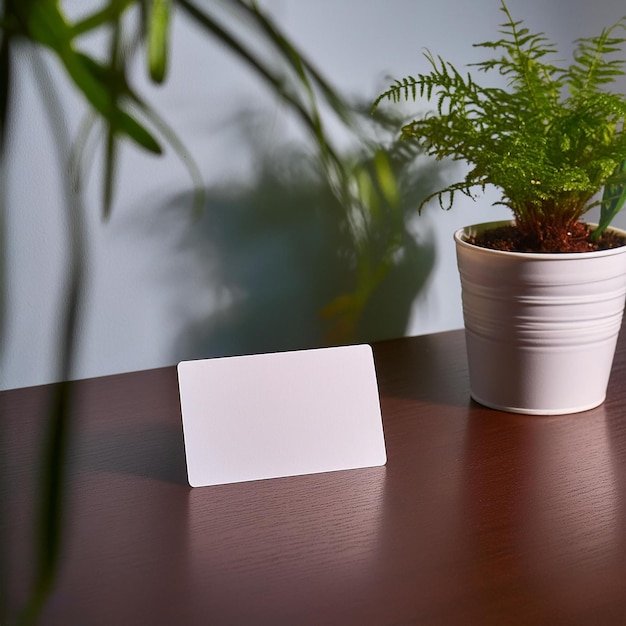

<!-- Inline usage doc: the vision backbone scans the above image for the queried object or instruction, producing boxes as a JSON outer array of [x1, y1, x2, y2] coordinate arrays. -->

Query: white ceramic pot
[[454, 221, 626, 415]]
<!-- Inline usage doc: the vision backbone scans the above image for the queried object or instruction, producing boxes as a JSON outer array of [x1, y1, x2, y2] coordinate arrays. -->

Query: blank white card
[[177, 344, 386, 487]]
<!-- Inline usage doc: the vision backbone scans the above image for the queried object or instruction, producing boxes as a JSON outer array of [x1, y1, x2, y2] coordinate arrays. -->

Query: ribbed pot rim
[[454, 220, 626, 260]]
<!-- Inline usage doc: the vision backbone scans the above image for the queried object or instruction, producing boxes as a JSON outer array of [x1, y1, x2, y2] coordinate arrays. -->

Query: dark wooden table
[[3, 327, 626, 625]]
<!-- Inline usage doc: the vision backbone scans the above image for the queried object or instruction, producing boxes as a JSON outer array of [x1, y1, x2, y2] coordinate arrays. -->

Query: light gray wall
[[1, 0, 623, 389]]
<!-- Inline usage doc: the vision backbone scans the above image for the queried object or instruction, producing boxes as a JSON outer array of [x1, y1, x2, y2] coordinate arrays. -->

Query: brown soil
[[468, 222, 626, 253]]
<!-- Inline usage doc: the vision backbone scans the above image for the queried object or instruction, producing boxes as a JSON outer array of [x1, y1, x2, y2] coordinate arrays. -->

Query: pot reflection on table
[[462, 408, 624, 621]]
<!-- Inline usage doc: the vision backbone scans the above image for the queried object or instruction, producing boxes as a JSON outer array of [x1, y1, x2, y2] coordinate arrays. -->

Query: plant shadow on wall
[[158, 107, 445, 359]]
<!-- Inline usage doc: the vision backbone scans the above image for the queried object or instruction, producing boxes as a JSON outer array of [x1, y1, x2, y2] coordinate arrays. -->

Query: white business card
[[177, 344, 386, 487]]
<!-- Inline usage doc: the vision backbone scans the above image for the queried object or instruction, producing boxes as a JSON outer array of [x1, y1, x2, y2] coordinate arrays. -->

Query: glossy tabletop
[[3, 326, 626, 625]]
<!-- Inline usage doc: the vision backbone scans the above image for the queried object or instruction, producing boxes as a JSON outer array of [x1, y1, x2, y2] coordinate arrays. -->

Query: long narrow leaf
[[102, 14, 123, 219], [0, 25, 11, 153], [233, 0, 352, 125], [19, 381, 73, 626], [177, 0, 344, 173], [70, 0, 136, 37], [147, 0, 171, 83], [136, 98, 206, 215], [61, 50, 162, 154], [593, 159, 626, 239], [238, 1, 333, 172], [14, 43, 87, 626], [22, 0, 70, 49]]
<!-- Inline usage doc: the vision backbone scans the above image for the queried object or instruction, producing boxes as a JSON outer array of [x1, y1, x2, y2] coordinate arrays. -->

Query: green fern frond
[[566, 19, 626, 97], [471, 2, 562, 116], [371, 76, 419, 110], [373, 0, 626, 241]]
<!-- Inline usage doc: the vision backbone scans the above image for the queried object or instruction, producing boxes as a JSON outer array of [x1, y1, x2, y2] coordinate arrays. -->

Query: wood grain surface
[[3, 326, 626, 625]]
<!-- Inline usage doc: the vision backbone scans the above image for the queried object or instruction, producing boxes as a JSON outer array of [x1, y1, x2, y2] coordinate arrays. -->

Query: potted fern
[[373, 0, 626, 414]]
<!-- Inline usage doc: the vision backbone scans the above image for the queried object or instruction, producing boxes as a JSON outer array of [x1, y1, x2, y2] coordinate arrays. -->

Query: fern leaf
[[593, 159, 626, 239], [567, 18, 626, 97], [371, 76, 419, 111]]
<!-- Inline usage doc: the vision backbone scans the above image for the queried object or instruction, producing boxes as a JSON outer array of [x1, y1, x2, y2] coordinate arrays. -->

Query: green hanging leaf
[[147, 0, 171, 83], [23, 0, 71, 49], [60, 50, 162, 154], [71, 0, 136, 37], [0, 24, 11, 152]]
